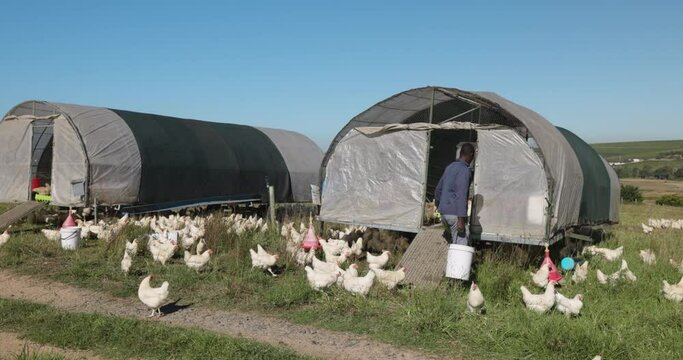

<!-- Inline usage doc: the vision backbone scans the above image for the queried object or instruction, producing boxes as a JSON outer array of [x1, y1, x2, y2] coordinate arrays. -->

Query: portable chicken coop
[[318, 86, 619, 246], [0, 101, 323, 211]]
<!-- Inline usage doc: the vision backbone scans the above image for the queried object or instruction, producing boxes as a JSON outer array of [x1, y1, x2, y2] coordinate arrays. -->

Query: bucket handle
[[62, 230, 80, 241]]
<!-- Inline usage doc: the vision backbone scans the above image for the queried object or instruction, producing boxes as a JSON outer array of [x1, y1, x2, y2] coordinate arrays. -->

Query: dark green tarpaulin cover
[[112, 109, 290, 204], [557, 127, 611, 224]]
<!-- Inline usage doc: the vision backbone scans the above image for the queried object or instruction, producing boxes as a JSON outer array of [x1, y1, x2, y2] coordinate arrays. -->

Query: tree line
[[615, 165, 683, 180]]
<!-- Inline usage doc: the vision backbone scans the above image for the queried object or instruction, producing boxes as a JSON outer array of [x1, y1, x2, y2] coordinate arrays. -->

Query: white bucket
[[445, 244, 475, 280], [60, 226, 81, 250]]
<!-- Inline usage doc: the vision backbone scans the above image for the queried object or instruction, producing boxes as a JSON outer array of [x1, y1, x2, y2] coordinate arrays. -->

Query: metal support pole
[[418, 88, 436, 229], [268, 186, 276, 225]]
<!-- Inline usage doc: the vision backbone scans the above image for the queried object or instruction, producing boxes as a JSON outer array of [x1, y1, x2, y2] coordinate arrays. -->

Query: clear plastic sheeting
[[471, 129, 548, 240], [0, 116, 33, 201], [51, 115, 88, 206], [473, 92, 583, 231], [319, 129, 428, 232]]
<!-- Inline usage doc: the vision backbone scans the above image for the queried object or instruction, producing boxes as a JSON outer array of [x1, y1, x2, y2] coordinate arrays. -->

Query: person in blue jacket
[[434, 143, 475, 245]]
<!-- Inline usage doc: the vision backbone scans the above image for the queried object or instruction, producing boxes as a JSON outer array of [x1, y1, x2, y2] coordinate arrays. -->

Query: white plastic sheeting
[[319, 129, 428, 231], [52, 103, 142, 205], [471, 129, 548, 241], [256, 127, 323, 202], [0, 116, 32, 201], [601, 156, 621, 223]]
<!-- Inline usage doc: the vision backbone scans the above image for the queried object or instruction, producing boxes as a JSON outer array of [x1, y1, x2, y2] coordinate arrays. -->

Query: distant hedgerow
[[620, 184, 643, 203], [655, 194, 683, 207]]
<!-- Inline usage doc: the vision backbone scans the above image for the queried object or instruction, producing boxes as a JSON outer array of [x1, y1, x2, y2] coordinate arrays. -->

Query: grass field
[[621, 178, 683, 200], [0, 201, 682, 359], [591, 140, 683, 162], [0, 299, 307, 360]]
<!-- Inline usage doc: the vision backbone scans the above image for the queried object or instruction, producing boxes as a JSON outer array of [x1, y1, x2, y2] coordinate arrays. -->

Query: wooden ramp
[[396, 225, 449, 289], [0, 201, 45, 229]]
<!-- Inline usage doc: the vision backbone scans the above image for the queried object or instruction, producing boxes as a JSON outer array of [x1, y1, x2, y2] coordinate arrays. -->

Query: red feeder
[[542, 244, 562, 284], [301, 224, 321, 251], [31, 178, 41, 190], [301, 214, 320, 251], [62, 209, 77, 228]]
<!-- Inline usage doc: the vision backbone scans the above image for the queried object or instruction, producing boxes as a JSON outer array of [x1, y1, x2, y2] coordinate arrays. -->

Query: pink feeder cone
[[62, 211, 77, 228], [542, 245, 562, 284], [301, 223, 320, 251]]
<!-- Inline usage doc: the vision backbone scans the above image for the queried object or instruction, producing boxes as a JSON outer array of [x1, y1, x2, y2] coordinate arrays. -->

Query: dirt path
[[0, 270, 448, 360], [0, 331, 101, 359]]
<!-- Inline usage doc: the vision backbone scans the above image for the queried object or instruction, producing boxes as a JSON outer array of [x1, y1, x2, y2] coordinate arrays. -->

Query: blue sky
[[1, 1, 681, 148]]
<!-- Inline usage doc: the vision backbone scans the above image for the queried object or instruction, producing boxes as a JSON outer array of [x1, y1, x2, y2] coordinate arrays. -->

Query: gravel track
[[0, 270, 449, 360]]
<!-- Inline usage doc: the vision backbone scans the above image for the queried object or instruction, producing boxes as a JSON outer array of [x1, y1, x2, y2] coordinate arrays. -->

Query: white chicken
[[97, 228, 114, 242], [149, 239, 177, 265], [583, 245, 624, 262], [125, 238, 139, 257], [0, 226, 11, 247], [596, 269, 619, 285], [312, 255, 338, 273], [137, 274, 169, 317], [249, 244, 279, 276], [530, 263, 550, 288], [118, 213, 130, 226], [467, 282, 485, 314], [295, 248, 315, 266], [366, 250, 390, 268], [369, 264, 407, 290], [325, 249, 351, 265], [304, 266, 340, 291], [184, 249, 213, 271], [554, 291, 583, 317], [520, 282, 555, 314], [641, 223, 653, 234], [343, 270, 375, 296], [639, 249, 656, 265], [121, 251, 132, 274], [661, 276, 683, 302], [349, 237, 363, 257], [669, 258, 683, 273], [181, 233, 196, 250], [196, 238, 206, 255], [620, 260, 637, 282], [319, 239, 344, 257], [335, 263, 358, 286], [80, 226, 91, 239], [41, 228, 61, 242], [572, 261, 589, 283]]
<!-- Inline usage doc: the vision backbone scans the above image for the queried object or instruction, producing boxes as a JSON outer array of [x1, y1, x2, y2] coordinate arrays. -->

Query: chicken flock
[[280, 221, 407, 296], [641, 218, 683, 233], [4, 209, 681, 320], [514, 243, 683, 318]]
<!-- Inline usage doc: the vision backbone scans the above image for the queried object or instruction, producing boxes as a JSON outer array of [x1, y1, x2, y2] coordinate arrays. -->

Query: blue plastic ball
[[560, 257, 576, 271]]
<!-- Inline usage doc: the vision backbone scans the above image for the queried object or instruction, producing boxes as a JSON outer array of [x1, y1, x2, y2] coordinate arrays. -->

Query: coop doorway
[[30, 119, 54, 197]]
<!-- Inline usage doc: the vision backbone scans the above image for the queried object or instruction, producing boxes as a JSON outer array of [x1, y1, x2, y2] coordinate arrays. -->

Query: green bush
[[620, 184, 643, 203], [655, 194, 683, 207]]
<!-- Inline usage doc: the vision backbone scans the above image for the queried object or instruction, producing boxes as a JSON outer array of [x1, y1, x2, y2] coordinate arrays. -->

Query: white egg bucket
[[60, 226, 81, 250], [445, 244, 475, 280]]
